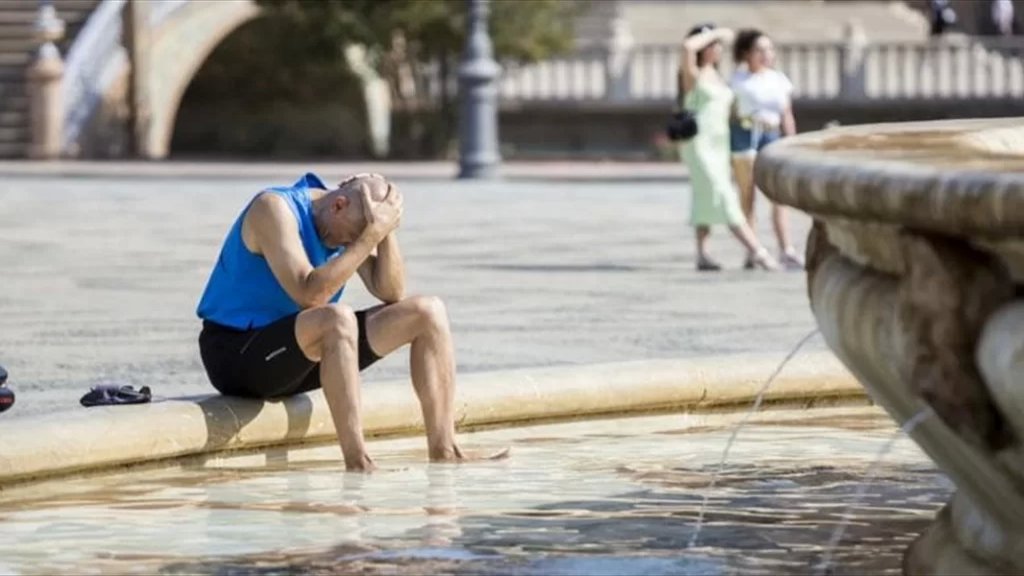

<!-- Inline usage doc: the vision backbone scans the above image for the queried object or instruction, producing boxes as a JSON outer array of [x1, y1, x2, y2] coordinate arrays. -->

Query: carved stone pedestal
[[756, 119, 1024, 574]]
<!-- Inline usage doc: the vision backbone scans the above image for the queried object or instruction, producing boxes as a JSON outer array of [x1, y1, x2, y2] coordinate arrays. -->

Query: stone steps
[[0, 38, 42, 53], [0, 111, 27, 127], [0, 52, 33, 67], [0, 142, 28, 157], [0, 0, 100, 158], [0, 65, 28, 81], [0, 12, 39, 25], [576, 0, 930, 46], [0, 126, 29, 143]]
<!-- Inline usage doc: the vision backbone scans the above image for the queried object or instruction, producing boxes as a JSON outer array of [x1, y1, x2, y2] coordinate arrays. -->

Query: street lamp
[[457, 0, 501, 179]]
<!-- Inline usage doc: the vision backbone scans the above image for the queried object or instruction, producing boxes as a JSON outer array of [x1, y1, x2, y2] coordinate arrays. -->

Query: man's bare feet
[[345, 453, 378, 473], [429, 445, 511, 462], [479, 447, 512, 461]]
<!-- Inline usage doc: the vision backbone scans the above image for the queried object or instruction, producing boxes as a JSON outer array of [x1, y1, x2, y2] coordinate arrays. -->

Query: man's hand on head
[[360, 180, 403, 244], [339, 173, 386, 190]]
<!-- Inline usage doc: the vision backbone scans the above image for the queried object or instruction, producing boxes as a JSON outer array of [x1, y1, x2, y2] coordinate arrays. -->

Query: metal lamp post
[[457, 0, 501, 179]]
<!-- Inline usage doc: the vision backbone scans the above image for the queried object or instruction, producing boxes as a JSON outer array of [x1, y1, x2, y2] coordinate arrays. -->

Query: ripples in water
[[0, 407, 951, 575]]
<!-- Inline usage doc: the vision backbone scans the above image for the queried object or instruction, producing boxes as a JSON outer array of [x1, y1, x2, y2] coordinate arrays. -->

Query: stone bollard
[[839, 19, 867, 102], [26, 2, 65, 160]]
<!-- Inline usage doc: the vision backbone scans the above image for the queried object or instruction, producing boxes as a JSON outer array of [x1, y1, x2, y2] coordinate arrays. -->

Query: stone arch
[[143, 0, 260, 158]]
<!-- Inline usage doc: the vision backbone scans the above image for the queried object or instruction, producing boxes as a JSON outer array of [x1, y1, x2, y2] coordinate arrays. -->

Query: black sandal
[[80, 384, 152, 407], [697, 257, 723, 272]]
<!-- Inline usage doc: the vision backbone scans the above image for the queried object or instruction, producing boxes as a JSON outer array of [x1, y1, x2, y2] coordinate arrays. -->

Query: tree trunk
[[439, 49, 452, 155]]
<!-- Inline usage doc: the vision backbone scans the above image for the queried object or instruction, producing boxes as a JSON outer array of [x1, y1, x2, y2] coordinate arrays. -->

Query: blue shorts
[[730, 122, 780, 154]]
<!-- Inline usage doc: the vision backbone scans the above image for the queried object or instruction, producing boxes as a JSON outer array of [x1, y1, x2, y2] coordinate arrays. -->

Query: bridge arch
[[143, 0, 260, 158]]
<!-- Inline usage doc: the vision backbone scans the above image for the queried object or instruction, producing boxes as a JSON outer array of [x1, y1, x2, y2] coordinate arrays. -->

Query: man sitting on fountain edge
[[195, 173, 494, 472]]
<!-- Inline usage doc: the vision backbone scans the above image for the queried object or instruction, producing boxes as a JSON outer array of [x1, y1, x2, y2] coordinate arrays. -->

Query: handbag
[[666, 109, 699, 142]]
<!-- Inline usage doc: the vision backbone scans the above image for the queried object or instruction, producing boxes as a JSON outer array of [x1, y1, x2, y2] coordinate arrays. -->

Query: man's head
[[315, 173, 391, 246]]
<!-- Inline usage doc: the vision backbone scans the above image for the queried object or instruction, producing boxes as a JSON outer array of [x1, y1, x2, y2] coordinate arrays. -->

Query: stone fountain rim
[[0, 353, 858, 488], [755, 117, 1024, 238]]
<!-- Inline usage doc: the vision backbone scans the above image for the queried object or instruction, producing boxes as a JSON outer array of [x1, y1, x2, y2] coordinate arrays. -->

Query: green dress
[[680, 69, 745, 227]]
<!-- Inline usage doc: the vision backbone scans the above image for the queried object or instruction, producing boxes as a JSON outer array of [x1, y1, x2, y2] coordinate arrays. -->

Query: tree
[[256, 0, 587, 110], [179, 1, 588, 158]]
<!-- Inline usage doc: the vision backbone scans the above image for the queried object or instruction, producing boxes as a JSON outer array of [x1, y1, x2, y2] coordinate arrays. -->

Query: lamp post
[[457, 0, 500, 179]]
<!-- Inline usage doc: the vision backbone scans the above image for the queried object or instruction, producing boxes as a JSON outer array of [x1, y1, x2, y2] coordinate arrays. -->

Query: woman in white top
[[729, 29, 803, 270], [677, 24, 777, 272]]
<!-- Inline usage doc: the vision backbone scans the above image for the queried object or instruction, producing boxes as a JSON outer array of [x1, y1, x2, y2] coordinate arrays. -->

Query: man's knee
[[408, 295, 448, 330], [317, 304, 359, 346]]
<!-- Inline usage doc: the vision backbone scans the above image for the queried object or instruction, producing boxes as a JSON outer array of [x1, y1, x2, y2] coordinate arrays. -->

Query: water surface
[[0, 407, 950, 575]]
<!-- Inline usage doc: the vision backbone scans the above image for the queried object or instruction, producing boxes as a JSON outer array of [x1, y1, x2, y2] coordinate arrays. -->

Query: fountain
[[755, 118, 1024, 573]]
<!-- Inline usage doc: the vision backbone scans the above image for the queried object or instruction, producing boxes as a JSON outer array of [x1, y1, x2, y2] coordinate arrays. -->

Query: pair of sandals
[[0, 365, 150, 410], [748, 249, 805, 271], [80, 384, 152, 407], [697, 248, 805, 272], [697, 248, 782, 272]]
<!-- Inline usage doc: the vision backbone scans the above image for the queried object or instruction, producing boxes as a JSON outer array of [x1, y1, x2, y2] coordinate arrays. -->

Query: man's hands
[[360, 181, 403, 244]]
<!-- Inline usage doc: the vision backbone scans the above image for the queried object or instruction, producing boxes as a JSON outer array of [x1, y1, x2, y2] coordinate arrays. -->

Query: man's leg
[[362, 295, 461, 461], [294, 304, 375, 471]]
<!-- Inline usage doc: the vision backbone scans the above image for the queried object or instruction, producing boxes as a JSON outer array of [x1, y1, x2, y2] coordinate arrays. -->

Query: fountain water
[[687, 328, 820, 548], [817, 407, 934, 575]]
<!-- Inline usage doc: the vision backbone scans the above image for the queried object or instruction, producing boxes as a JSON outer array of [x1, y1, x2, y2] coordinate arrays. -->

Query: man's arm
[[678, 28, 735, 95], [357, 232, 405, 304], [246, 192, 385, 309]]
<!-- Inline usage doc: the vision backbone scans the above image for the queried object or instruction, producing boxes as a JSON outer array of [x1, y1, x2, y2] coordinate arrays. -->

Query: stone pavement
[[0, 163, 821, 419]]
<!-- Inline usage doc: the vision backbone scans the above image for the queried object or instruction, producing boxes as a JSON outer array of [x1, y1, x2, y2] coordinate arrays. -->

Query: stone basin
[[756, 118, 1024, 574]]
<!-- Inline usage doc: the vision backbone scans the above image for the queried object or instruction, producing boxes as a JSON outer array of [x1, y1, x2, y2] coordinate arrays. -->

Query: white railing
[[61, 0, 190, 154], [500, 47, 607, 101], [431, 36, 1024, 104], [61, 0, 127, 152], [863, 38, 1024, 99]]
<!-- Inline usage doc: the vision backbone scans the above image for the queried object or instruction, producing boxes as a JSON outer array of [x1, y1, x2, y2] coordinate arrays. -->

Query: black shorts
[[198, 311, 381, 399]]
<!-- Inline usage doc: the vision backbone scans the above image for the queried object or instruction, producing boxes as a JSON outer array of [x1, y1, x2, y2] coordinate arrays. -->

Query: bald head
[[313, 173, 393, 247], [337, 173, 390, 209]]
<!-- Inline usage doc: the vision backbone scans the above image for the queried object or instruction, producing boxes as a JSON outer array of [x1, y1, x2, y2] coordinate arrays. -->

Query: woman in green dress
[[678, 24, 777, 271]]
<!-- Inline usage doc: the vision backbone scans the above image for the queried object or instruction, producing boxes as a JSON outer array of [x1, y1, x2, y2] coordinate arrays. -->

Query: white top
[[730, 68, 793, 127]]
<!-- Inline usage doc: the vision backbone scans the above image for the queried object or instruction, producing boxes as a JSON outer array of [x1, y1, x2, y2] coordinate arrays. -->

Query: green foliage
[[255, 0, 583, 65], [490, 0, 583, 63], [180, 16, 359, 105], [176, 0, 587, 158]]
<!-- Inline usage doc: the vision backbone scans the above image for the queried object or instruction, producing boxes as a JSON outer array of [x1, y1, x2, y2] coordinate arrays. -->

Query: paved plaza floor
[[0, 163, 820, 418]]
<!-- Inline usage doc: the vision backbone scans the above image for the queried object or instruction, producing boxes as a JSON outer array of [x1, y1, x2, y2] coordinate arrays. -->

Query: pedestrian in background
[[677, 24, 778, 272], [929, 0, 957, 36], [729, 29, 803, 270], [992, 0, 1016, 36]]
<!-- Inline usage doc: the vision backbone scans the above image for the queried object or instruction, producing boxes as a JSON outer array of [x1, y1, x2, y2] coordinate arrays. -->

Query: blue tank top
[[196, 173, 344, 330]]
